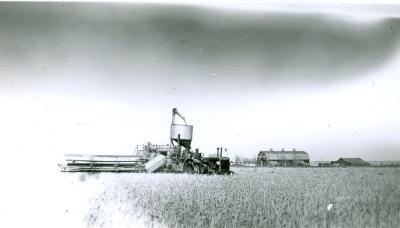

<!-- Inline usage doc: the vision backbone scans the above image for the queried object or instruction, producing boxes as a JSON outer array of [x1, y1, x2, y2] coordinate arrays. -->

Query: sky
[[0, 2, 400, 164], [1, 2, 400, 228]]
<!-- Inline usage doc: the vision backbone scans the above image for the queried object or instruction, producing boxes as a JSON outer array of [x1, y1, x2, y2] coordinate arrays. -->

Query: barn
[[333, 158, 370, 167], [257, 149, 310, 166]]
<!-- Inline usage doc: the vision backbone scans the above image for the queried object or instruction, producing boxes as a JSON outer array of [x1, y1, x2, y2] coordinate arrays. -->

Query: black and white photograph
[[0, 1, 399, 227]]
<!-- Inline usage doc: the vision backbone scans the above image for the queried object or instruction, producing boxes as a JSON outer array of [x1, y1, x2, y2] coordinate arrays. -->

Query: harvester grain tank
[[59, 108, 232, 175]]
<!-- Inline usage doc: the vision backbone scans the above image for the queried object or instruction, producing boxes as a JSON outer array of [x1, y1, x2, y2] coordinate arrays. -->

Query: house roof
[[260, 151, 307, 154], [336, 158, 370, 166]]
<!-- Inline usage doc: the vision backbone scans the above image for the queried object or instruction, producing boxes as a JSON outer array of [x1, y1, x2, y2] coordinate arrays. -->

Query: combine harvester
[[60, 108, 232, 175]]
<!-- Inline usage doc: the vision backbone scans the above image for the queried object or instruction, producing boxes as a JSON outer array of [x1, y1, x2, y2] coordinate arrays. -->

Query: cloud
[[0, 3, 399, 87]]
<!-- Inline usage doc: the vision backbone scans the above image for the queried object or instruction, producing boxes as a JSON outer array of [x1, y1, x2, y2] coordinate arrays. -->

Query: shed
[[333, 158, 370, 167]]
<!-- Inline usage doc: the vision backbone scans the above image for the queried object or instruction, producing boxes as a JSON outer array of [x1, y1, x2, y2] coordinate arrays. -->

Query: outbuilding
[[333, 158, 370, 167]]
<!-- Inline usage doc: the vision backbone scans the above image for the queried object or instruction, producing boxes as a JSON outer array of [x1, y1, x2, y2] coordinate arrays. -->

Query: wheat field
[[66, 167, 400, 227]]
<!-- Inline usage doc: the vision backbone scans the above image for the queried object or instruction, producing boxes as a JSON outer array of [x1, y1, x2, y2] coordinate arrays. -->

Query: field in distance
[[63, 167, 400, 227]]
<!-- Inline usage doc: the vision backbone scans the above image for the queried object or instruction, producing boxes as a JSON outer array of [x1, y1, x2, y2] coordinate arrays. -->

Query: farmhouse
[[333, 158, 370, 167], [257, 149, 310, 166]]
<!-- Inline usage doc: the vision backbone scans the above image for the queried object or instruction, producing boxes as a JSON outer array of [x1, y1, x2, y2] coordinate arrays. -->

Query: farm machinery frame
[[60, 108, 233, 175]]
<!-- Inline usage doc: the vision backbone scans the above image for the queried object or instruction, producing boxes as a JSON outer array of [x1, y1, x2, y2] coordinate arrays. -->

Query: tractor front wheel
[[183, 162, 195, 174]]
